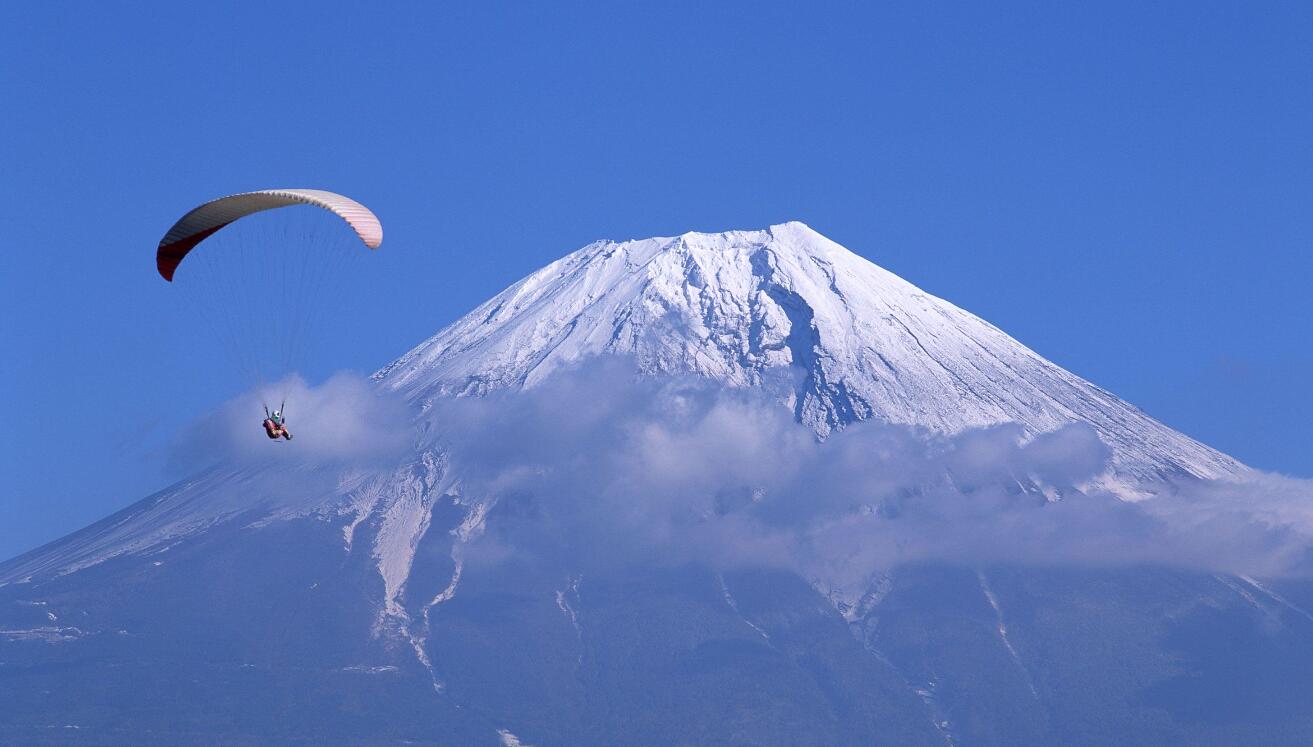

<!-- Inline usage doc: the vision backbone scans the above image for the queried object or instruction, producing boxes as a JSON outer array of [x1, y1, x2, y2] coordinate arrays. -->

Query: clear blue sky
[[2, 2, 1311, 559]]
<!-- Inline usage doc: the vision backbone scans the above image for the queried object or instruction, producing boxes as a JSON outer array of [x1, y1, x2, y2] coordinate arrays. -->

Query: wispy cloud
[[168, 371, 413, 474]]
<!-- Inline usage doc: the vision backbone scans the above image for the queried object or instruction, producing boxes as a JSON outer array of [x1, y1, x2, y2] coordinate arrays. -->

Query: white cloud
[[169, 372, 412, 473], [424, 360, 1313, 587]]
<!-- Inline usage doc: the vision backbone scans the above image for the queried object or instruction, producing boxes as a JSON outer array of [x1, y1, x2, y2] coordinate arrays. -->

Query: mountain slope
[[376, 221, 1242, 486]]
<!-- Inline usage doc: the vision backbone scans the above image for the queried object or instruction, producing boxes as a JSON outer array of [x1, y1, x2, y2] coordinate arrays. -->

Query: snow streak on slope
[[375, 222, 1243, 486], [977, 570, 1038, 700]]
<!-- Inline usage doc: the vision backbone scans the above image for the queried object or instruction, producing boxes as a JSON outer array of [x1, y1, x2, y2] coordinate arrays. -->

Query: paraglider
[[263, 405, 293, 441], [156, 189, 382, 441]]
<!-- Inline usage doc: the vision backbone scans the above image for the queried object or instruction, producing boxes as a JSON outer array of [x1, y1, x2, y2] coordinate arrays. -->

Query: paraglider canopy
[[154, 188, 383, 421], [156, 189, 382, 281]]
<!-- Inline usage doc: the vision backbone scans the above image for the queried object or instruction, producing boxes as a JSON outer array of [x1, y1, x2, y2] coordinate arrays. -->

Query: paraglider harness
[[263, 402, 293, 441]]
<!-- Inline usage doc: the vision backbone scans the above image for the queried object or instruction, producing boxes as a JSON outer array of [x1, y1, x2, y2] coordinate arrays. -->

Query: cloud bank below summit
[[421, 360, 1313, 590], [164, 359, 1313, 594]]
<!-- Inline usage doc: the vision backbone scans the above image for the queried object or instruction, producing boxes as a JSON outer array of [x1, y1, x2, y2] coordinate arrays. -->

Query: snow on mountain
[[375, 221, 1245, 486]]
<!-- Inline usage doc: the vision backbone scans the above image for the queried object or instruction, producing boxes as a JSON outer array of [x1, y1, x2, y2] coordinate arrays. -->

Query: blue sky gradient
[[2, 1, 1312, 558]]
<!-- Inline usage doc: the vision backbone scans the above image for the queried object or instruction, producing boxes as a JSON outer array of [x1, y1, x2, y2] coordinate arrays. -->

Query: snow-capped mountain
[[376, 221, 1243, 486], [3, 222, 1241, 590], [6, 222, 1298, 746]]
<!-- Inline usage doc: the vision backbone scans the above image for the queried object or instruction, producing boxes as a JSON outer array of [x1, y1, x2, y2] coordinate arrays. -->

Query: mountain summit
[[377, 221, 1242, 486]]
